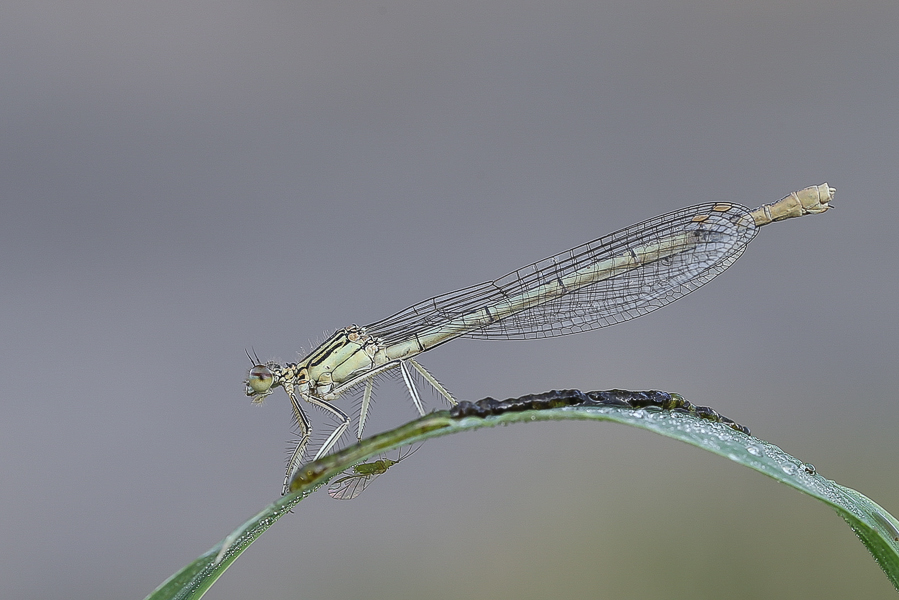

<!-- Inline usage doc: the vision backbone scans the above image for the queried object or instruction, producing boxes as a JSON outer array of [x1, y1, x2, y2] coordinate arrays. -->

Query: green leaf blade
[[145, 393, 899, 599]]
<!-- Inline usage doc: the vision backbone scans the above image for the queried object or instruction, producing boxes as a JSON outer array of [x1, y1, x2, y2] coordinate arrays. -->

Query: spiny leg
[[324, 358, 453, 438], [307, 395, 351, 461], [283, 389, 312, 495], [322, 359, 402, 441], [408, 358, 457, 406], [357, 378, 374, 440], [400, 359, 426, 416], [326, 359, 401, 399]]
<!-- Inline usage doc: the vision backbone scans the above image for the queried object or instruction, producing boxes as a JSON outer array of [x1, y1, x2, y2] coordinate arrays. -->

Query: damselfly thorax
[[246, 325, 453, 494]]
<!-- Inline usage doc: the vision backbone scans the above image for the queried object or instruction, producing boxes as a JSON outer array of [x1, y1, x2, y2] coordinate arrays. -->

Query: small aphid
[[328, 445, 420, 500]]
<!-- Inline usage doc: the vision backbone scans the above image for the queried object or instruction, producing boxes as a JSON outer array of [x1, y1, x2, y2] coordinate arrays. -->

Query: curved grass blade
[[144, 390, 899, 600]]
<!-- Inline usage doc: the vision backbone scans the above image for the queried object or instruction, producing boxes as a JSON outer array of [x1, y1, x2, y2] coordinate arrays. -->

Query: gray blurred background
[[1, 1, 897, 598]]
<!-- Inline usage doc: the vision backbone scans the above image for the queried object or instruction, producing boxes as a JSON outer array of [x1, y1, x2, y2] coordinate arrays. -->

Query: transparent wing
[[365, 202, 757, 342], [328, 473, 377, 500]]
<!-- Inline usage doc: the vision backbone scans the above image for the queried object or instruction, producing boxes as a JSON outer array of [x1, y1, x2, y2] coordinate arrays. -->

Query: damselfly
[[327, 445, 420, 500], [247, 184, 834, 494]]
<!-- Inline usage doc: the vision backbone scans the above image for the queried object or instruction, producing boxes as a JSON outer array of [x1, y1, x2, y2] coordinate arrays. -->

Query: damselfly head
[[246, 364, 275, 401]]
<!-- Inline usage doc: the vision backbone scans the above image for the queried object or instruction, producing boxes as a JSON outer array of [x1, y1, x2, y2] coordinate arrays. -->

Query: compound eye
[[246, 365, 274, 394]]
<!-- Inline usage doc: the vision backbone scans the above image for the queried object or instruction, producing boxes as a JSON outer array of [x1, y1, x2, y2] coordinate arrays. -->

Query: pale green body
[[246, 184, 834, 495]]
